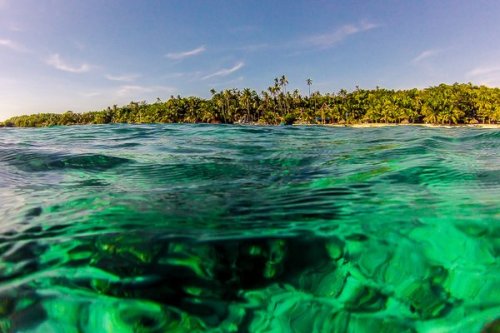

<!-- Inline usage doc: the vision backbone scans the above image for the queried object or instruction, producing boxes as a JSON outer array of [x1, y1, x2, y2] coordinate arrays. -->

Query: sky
[[1, 0, 500, 120]]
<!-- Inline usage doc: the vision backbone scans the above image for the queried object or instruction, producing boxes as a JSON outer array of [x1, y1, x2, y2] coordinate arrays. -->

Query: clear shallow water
[[0, 124, 499, 333]]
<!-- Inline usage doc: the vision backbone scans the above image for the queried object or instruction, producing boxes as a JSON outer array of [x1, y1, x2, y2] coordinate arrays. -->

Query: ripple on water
[[0, 148, 133, 172], [0, 125, 498, 332]]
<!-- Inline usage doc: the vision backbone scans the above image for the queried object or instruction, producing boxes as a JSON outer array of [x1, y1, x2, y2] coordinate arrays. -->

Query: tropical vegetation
[[1, 78, 499, 127]]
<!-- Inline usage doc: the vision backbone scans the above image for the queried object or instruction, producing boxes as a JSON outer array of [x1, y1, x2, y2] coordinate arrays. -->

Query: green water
[[0, 124, 498, 332]]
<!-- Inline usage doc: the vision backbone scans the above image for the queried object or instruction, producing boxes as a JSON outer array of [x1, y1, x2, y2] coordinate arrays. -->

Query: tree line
[[1, 78, 499, 127]]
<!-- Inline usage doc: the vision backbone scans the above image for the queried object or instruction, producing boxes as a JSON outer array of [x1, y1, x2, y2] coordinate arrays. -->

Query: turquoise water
[[0, 124, 499, 332]]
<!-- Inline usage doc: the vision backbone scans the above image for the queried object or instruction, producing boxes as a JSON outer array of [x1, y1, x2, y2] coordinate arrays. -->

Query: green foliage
[[283, 113, 297, 126], [3, 80, 500, 127]]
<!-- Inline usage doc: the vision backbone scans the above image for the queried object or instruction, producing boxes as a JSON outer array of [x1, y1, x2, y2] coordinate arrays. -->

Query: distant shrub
[[284, 114, 296, 126]]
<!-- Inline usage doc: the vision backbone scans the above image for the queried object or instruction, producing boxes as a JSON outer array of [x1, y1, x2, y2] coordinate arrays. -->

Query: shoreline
[[1, 122, 499, 129], [293, 123, 500, 129]]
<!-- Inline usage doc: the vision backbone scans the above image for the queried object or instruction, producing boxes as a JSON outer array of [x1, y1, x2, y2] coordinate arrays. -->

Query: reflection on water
[[0, 124, 499, 332]]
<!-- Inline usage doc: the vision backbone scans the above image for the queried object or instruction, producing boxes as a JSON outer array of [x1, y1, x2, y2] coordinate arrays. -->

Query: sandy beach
[[294, 123, 500, 129]]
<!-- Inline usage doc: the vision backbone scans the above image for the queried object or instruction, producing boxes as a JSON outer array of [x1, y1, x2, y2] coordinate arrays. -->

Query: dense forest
[[1, 78, 500, 127]]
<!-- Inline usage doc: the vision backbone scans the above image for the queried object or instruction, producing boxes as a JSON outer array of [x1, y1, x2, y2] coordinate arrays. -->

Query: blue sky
[[1, 0, 500, 120]]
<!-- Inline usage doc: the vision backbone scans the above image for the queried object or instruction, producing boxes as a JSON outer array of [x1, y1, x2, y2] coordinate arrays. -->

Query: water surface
[[0, 124, 499, 332]]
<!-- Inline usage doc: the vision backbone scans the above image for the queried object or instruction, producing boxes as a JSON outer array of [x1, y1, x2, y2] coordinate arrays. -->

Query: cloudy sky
[[1, 0, 500, 120]]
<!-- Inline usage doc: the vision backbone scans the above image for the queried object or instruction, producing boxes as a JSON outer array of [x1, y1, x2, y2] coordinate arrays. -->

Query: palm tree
[[279, 75, 289, 114], [279, 75, 289, 95], [240, 88, 254, 122], [421, 98, 440, 124], [306, 78, 312, 98]]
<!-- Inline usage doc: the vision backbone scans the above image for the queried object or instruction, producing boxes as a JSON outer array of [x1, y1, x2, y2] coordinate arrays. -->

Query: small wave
[[0, 149, 133, 172]]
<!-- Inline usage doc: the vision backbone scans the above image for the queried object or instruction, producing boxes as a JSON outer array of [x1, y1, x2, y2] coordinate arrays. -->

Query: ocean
[[0, 124, 499, 332]]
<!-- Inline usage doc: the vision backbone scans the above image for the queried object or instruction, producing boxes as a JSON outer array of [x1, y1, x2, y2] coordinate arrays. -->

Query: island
[[2, 80, 499, 128]]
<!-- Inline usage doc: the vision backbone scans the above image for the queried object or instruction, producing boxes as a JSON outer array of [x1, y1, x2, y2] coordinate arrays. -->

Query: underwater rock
[[293, 262, 347, 297], [337, 276, 388, 313], [481, 318, 500, 333], [74, 234, 340, 328], [397, 280, 452, 320], [348, 313, 416, 333]]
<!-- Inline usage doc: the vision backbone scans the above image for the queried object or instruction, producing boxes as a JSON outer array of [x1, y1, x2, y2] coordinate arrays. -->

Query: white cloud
[[412, 49, 441, 63], [467, 66, 500, 77], [466, 66, 500, 86], [0, 38, 26, 52], [46, 53, 91, 73], [80, 91, 102, 98], [166, 46, 206, 60], [305, 21, 379, 48], [210, 76, 245, 87], [115, 85, 176, 97], [202, 62, 245, 80], [105, 73, 140, 82], [79, 84, 176, 99]]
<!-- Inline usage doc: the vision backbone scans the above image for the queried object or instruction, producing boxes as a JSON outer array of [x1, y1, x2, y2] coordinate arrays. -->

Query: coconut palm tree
[[306, 78, 312, 98], [279, 75, 289, 95]]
